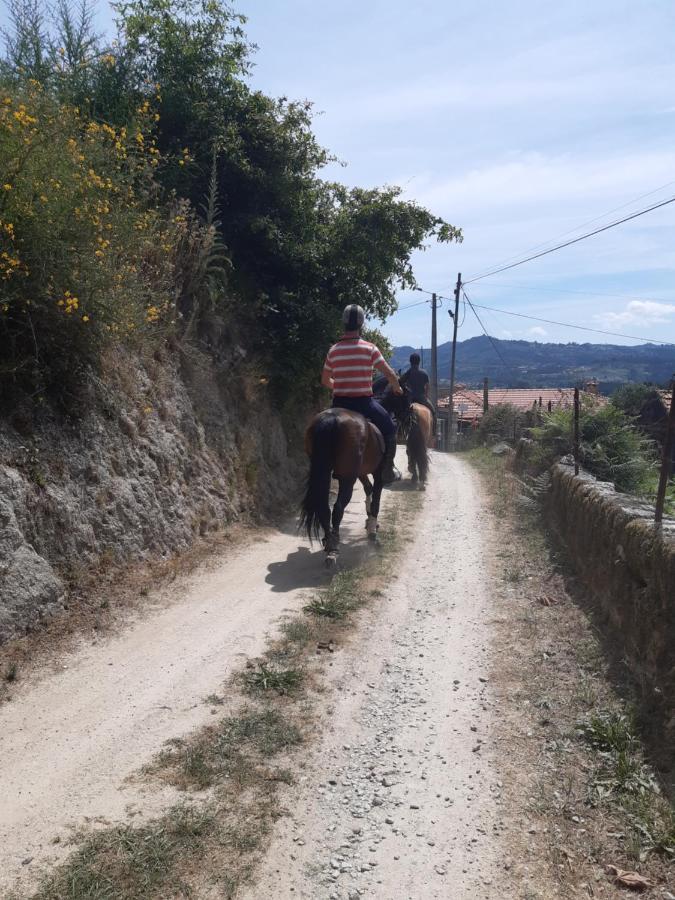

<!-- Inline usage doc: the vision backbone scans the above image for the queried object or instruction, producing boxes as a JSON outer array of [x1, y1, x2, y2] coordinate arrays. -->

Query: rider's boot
[[381, 434, 401, 485]]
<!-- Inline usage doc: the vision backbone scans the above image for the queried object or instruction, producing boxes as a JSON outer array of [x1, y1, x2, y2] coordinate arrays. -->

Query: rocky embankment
[[0, 344, 301, 643]]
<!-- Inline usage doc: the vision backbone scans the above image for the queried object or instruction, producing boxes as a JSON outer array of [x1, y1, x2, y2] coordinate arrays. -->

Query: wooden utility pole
[[655, 375, 675, 524], [483, 377, 489, 413], [447, 273, 461, 450], [573, 387, 580, 476], [430, 293, 438, 408]]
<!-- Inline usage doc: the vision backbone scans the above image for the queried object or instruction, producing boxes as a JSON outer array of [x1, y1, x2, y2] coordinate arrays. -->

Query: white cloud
[[599, 300, 675, 328], [529, 326, 548, 338]]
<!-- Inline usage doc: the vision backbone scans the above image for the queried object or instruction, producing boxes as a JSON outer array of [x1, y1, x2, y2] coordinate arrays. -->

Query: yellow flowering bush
[[0, 81, 179, 401]]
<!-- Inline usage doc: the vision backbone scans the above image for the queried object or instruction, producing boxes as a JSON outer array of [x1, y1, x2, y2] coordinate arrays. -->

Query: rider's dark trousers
[[332, 396, 396, 437]]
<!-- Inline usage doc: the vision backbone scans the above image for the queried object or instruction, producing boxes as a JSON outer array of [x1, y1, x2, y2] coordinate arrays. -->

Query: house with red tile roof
[[437, 382, 602, 425]]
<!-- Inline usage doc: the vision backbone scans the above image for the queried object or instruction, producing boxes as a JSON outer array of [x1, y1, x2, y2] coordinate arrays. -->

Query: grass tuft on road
[[151, 707, 303, 791], [26, 805, 214, 900], [243, 663, 304, 695]]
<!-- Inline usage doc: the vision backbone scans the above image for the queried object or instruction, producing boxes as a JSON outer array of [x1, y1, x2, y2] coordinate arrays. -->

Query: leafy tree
[[610, 383, 659, 418], [1, 0, 462, 407], [361, 326, 393, 361]]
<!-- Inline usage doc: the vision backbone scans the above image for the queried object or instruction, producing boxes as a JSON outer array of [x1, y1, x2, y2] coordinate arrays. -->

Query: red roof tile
[[438, 386, 599, 421]]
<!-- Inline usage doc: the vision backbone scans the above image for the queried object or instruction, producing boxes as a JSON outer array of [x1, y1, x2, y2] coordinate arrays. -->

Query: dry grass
[[467, 448, 675, 898]]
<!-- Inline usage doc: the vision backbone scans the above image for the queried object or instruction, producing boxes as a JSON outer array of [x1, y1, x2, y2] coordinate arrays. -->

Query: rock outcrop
[[0, 345, 303, 644]]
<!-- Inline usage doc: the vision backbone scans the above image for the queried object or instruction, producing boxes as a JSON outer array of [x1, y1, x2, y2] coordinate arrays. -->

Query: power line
[[458, 178, 675, 283], [461, 290, 514, 403], [396, 298, 430, 311], [464, 194, 675, 285], [462, 290, 510, 371], [468, 279, 675, 305], [461, 299, 675, 346], [413, 285, 675, 345]]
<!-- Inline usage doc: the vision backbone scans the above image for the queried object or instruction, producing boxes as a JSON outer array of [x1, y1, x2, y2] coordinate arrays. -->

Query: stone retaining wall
[[548, 463, 675, 782], [0, 346, 303, 644]]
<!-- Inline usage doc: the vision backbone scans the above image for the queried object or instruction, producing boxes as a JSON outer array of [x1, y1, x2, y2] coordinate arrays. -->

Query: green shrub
[[530, 401, 655, 493], [476, 403, 524, 442], [610, 383, 659, 419], [0, 80, 181, 404]]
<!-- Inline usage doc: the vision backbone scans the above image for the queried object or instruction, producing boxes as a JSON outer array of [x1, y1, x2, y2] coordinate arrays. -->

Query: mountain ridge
[[391, 335, 674, 391]]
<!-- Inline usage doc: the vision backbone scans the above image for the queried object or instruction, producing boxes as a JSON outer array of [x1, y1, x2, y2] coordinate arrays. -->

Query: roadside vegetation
[[0, 0, 460, 415], [469, 448, 675, 896], [469, 386, 673, 513]]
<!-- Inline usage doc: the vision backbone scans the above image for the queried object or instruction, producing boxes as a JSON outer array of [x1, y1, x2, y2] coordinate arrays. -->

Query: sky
[[99, 1, 675, 350]]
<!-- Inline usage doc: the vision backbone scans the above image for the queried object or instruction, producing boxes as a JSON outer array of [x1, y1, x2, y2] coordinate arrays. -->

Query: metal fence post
[[655, 375, 675, 525]]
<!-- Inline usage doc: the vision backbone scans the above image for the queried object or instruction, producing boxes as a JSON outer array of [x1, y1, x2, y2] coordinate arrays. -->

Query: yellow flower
[[3, 184, 11, 191], [82, 315, 90, 322]]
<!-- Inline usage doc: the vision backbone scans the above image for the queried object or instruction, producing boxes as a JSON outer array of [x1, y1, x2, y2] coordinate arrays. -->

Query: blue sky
[[101, 1, 675, 349]]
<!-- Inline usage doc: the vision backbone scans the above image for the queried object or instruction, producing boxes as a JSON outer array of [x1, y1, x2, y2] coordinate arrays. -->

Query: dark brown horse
[[300, 408, 385, 567]]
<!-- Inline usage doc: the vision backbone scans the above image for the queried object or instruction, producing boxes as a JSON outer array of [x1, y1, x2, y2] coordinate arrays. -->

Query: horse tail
[[408, 412, 430, 479], [300, 412, 339, 542]]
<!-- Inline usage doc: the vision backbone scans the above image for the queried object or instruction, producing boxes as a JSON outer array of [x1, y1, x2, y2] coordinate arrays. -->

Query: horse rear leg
[[359, 475, 373, 518], [419, 452, 428, 486], [367, 473, 384, 540], [329, 477, 356, 549], [407, 439, 418, 483]]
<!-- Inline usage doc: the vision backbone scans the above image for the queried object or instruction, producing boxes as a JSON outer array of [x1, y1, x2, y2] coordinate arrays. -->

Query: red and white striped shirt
[[323, 336, 385, 397]]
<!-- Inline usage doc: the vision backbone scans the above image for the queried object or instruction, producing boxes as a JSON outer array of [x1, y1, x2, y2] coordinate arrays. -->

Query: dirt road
[[2, 452, 505, 897], [240, 452, 502, 899], [0, 480, 378, 893]]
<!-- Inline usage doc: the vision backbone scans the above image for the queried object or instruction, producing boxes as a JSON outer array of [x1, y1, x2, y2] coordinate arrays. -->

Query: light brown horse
[[406, 403, 432, 489], [300, 409, 385, 566]]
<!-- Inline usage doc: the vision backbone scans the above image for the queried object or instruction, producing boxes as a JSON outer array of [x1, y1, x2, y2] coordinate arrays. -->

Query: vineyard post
[[573, 387, 580, 476], [655, 375, 675, 525]]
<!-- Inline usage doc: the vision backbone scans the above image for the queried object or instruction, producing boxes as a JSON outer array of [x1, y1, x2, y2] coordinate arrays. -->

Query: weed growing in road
[[303, 570, 362, 621], [4, 662, 18, 682], [243, 663, 304, 695], [27, 805, 214, 900], [151, 707, 303, 792], [204, 693, 225, 706], [279, 618, 315, 648]]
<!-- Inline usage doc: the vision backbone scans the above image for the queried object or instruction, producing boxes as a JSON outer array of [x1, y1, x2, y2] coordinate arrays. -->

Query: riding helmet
[[342, 304, 365, 331]]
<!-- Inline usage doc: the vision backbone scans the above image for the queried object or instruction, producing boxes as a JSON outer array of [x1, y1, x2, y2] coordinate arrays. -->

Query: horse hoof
[[419, 483, 426, 492], [368, 531, 378, 542], [325, 552, 338, 570]]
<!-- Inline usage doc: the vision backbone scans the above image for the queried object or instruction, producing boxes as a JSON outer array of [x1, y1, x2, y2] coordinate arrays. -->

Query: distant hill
[[391, 336, 674, 392]]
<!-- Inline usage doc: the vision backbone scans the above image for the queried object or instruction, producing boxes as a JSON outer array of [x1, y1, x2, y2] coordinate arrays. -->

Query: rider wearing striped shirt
[[322, 304, 402, 484]]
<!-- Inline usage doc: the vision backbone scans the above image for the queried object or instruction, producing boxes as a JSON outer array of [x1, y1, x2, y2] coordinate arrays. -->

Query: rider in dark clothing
[[400, 353, 437, 436]]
